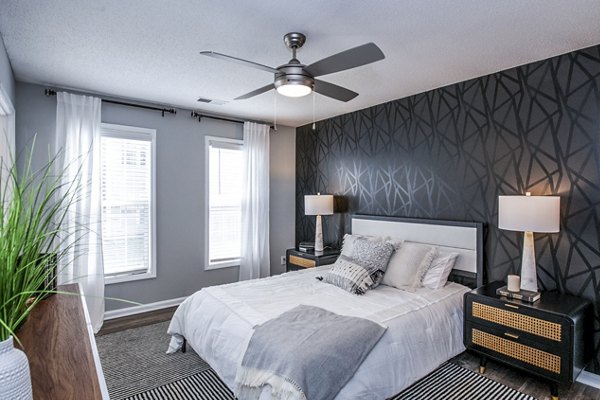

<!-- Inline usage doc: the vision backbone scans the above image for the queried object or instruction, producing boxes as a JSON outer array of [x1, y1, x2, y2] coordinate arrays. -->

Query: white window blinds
[[101, 125, 155, 277], [207, 138, 243, 267]]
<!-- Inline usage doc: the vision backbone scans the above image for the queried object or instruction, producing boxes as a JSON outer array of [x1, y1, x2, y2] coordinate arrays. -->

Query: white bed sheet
[[167, 265, 469, 399]]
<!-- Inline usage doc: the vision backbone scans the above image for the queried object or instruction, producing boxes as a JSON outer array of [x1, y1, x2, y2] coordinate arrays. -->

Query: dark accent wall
[[296, 45, 600, 371]]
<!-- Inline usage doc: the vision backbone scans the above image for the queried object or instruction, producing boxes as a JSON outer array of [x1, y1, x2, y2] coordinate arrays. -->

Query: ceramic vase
[[0, 336, 33, 400]]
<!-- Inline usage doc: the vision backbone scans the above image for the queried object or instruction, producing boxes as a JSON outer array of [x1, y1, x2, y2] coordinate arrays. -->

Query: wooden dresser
[[464, 281, 593, 400], [16, 284, 108, 400]]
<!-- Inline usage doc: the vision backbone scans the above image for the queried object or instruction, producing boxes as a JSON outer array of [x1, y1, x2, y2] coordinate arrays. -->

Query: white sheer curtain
[[0, 83, 15, 179], [239, 122, 270, 280], [55, 92, 104, 332]]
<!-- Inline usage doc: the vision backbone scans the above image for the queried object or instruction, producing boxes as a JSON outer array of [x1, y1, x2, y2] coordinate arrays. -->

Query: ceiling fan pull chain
[[312, 90, 316, 130], [273, 91, 278, 131]]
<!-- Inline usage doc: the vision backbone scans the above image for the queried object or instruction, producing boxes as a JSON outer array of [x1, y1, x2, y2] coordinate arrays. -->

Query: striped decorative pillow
[[322, 238, 395, 294], [322, 256, 374, 295]]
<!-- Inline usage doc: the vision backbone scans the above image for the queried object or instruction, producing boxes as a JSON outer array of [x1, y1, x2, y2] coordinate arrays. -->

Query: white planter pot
[[0, 336, 33, 400]]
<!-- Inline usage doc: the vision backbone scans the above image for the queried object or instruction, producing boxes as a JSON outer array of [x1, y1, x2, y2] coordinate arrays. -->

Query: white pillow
[[422, 252, 459, 289], [405, 240, 476, 275], [382, 242, 436, 288]]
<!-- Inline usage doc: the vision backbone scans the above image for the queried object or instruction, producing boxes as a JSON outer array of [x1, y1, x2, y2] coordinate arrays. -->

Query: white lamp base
[[314, 214, 324, 254], [520, 231, 538, 292]]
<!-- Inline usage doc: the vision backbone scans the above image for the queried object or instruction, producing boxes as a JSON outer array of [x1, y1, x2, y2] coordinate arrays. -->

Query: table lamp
[[304, 193, 334, 253], [498, 192, 560, 292]]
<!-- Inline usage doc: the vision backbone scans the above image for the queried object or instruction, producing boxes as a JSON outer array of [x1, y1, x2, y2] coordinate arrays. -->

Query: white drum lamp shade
[[498, 196, 560, 233], [304, 194, 334, 253], [304, 194, 334, 216], [498, 193, 560, 292]]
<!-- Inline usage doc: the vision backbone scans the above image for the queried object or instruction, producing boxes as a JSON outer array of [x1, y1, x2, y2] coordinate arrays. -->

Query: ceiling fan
[[200, 32, 385, 102]]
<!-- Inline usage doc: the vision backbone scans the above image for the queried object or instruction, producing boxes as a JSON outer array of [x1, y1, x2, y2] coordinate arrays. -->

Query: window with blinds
[[206, 137, 243, 269], [101, 124, 156, 282]]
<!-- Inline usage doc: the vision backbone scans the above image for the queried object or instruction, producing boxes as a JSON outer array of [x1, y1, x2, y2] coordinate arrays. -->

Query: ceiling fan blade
[[235, 84, 275, 100], [200, 51, 278, 74], [313, 79, 358, 102], [304, 43, 385, 77]]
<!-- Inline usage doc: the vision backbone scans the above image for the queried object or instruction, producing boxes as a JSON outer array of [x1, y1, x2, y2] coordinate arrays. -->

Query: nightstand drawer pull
[[504, 304, 519, 310], [472, 329, 561, 374], [471, 302, 562, 342], [504, 332, 519, 339], [289, 255, 316, 268]]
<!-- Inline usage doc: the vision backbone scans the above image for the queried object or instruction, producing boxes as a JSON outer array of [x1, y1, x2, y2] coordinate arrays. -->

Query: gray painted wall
[[269, 126, 296, 275], [15, 82, 295, 311], [0, 37, 15, 104]]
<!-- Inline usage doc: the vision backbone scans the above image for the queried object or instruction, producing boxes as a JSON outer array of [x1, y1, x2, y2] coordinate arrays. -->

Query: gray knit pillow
[[351, 238, 395, 288]]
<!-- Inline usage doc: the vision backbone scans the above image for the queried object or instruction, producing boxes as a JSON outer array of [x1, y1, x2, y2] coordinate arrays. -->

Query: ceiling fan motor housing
[[274, 63, 314, 90]]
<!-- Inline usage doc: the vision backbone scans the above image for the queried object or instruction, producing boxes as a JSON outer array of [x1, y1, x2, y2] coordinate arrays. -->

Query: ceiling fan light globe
[[276, 83, 312, 97]]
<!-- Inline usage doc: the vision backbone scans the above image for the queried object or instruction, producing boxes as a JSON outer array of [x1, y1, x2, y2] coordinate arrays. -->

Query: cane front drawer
[[289, 255, 316, 269], [472, 328, 561, 374], [466, 322, 566, 380], [468, 299, 564, 342]]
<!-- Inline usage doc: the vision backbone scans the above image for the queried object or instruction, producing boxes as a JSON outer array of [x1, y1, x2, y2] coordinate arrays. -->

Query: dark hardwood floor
[[98, 307, 600, 399], [97, 306, 177, 336], [452, 352, 600, 400]]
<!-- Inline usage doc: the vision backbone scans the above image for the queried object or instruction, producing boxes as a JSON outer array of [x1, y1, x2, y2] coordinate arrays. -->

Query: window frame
[[204, 135, 243, 270], [101, 122, 157, 285]]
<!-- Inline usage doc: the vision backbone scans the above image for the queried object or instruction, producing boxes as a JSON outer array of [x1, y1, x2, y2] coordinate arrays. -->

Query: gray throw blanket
[[234, 305, 387, 400]]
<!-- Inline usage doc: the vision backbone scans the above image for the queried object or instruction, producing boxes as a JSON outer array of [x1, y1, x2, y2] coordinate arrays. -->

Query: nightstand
[[464, 281, 593, 400], [286, 248, 340, 272]]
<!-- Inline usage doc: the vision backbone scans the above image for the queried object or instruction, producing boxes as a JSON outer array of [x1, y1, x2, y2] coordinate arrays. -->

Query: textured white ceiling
[[1, 1, 600, 127]]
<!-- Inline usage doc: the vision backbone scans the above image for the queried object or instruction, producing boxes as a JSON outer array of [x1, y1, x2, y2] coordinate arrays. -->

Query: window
[[101, 123, 156, 283], [205, 136, 243, 269]]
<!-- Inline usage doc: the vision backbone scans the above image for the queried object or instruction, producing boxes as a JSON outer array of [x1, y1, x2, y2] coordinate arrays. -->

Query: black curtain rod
[[190, 111, 243, 125], [45, 88, 274, 128], [44, 89, 177, 117], [190, 111, 274, 130]]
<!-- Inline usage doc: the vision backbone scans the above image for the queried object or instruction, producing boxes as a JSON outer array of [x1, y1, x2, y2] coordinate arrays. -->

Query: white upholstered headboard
[[351, 215, 484, 287]]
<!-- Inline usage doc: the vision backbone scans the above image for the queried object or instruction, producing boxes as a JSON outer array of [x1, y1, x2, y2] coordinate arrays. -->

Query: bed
[[167, 215, 483, 399]]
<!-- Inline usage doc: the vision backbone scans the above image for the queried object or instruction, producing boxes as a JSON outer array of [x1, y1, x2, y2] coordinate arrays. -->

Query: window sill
[[105, 271, 156, 285], [205, 260, 240, 271]]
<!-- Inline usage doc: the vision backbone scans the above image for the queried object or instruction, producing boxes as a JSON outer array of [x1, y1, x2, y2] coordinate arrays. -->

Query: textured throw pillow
[[322, 238, 394, 294], [382, 242, 436, 289], [340, 233, 390, 257], [422, 252, 459, 289], [352, 238, 395, 288]]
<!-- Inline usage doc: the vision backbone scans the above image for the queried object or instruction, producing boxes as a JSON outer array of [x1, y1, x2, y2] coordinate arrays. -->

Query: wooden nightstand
[[464, 281, 593, 400], [286, 248, 340, 272]]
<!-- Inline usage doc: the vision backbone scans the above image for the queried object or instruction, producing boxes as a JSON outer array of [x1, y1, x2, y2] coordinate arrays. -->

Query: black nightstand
[[464, 281, 593, 400], [286, 248, 340, 272]]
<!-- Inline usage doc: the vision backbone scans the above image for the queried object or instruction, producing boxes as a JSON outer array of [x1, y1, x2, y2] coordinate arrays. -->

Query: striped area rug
[[98, 321, 536, 400], [390, 362, 537, 400], [118, 361, 536, 400], [124, 369, 233, 400]]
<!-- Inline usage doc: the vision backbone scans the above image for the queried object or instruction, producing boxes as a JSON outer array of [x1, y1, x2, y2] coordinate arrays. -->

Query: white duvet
[[167, 265, 469, 399]]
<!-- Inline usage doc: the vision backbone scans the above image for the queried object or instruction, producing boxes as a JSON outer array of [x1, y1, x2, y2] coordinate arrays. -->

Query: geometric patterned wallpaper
[[296, 44, 600, 371]]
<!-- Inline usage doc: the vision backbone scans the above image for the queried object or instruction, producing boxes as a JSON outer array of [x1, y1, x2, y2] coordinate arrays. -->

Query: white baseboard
[[104, 296, 187, 320], [577, 370, 600, 389]]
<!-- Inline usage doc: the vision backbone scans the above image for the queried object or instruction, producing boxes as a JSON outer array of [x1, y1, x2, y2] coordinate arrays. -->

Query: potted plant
[[0, 145, 83, 400]]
